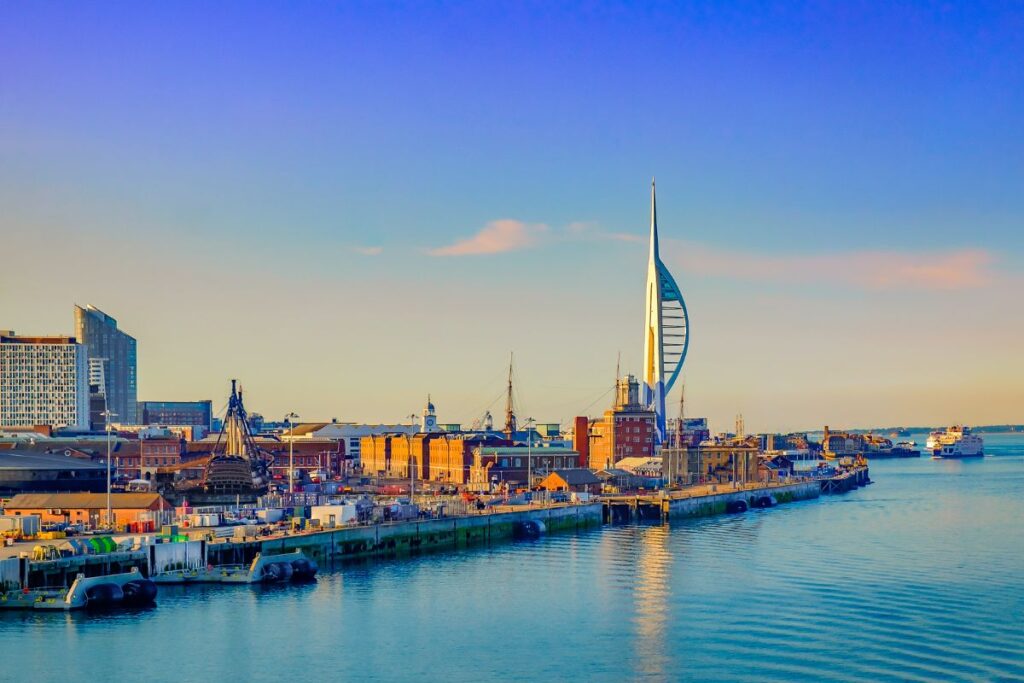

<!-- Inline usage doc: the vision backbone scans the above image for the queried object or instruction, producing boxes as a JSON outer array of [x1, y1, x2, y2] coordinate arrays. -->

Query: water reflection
[[632, 523, 672, 680]]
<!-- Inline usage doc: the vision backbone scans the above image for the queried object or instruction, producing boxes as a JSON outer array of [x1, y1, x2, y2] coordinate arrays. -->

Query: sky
[[1, 2, 1022, 433]]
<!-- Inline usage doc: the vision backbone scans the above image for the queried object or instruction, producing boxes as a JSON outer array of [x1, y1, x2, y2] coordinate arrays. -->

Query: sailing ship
[[171, 380, 273, 504]]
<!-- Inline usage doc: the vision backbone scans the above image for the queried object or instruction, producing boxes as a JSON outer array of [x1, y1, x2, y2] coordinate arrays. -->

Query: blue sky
[[2, 2, 1022, 431]]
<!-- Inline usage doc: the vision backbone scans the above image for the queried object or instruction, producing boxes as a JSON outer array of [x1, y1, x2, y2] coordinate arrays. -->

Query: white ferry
[[926, 426, 984, 458]]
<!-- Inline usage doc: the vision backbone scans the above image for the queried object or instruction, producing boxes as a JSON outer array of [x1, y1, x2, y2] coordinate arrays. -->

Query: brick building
[[3, 491, 170, 527], [584, 375, 657, 471]]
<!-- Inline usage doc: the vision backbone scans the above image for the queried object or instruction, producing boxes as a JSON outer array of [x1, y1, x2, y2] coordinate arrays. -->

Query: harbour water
[[3, 434, 1022, 682]]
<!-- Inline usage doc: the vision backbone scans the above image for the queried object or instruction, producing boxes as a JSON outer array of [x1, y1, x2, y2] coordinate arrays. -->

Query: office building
[[74, 304, 138, 424], [0, 331, 90, 429], [139, 400, 213, 428]]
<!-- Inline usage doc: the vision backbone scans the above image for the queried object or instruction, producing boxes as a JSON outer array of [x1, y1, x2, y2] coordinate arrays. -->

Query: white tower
[[642, 180, 690, 444], [421, 395, 438, 433]]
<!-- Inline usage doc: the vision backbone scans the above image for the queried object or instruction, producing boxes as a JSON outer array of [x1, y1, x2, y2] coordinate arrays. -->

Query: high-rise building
[[0, 331, 90, 429], [642, 181, 690, 443], [139, 400, 213, 428], [74, 305, 138, 424]]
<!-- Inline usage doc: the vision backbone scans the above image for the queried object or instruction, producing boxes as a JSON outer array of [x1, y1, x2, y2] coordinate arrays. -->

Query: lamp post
[[407, 414, 418, 499], [102, 409, 117, 528], [285, 412, 299, 500], [525, 417, 535, 499]]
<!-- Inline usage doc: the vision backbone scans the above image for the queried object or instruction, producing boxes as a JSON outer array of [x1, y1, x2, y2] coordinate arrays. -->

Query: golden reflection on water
[[632, 523, 672, 681]]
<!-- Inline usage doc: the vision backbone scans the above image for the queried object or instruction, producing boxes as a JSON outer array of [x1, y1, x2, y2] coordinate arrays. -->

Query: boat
[[927, 426, 983, 458], [889, 440, 921, 457], [167, 380, 273, 505]]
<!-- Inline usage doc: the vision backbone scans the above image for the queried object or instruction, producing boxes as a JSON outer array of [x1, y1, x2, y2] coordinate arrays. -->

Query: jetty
[[602, 466, 869, 523]]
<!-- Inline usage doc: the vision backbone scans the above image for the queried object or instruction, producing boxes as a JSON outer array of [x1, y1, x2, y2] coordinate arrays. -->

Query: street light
[[285, 412, 299, 500], [407, 413, 418, 499], [525, 417, 535, 499], [102, 409, 117, 528]]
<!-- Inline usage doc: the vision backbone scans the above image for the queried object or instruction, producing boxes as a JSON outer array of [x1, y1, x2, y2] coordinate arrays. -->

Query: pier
[[602, 467, 869, 523]]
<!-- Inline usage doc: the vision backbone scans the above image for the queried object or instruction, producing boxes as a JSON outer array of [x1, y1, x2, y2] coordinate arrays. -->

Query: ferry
[[926, 426, 984, 458]]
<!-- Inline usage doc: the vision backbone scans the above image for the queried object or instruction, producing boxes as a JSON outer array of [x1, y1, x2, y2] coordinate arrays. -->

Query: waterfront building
[[642, 181, 690, 443], [305, 422, 418, 466], [537, 469, 602, 494], [0, 450, 106, 494], [139, 401, 213, 429], [389, 432, 443, 479], [3, 491, 169, 527], [139, 437, 184, 481], [0, 331, 90, 429], [585, 375, 657, 471], [74, 305, 138, 424], [469, 446, 581, 489], [428, 433, 508, 485], [686, 442, 761, 485]]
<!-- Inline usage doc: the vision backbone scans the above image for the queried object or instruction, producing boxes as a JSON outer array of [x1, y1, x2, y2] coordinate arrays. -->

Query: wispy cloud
[[352, 246, 383, 256], [662, 240, 996, 291], [428, 219, 548, 256]]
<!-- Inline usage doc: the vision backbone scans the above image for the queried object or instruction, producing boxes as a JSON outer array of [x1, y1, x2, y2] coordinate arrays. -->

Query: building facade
[[586, 375, 657, 471], [469, 446, 581, 489], [74, 305, 138, 424], [0, 332, 90, 429], [139, 400, 213, 428], [687, 442, 761, 485]]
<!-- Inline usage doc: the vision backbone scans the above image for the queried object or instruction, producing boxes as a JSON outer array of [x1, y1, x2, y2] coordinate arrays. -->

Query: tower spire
[[642, 179, 690, 445], [649, 178, 659, 262]]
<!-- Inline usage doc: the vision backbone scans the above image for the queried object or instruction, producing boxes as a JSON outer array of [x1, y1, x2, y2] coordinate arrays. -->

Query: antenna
[[676, 383, 685, 448], [613, 350, 621, 409]]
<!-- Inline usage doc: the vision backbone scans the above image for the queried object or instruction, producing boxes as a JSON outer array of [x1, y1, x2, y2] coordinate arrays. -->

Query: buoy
[[122, 579, 158, 605], [514, 520, 546, 539], [290, 558, 318, 582], [85, 583, 124, 608], [725, 500, 748, 514]]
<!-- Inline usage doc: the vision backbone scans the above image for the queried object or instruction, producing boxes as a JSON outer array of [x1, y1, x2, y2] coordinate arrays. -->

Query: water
[[3, 434, 1023, 682]]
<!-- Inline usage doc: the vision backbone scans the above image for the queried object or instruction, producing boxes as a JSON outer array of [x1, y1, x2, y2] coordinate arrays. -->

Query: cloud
[[663, 241, 996, 291], [428, 219, 548, 256], [352, 246, 383, 256]]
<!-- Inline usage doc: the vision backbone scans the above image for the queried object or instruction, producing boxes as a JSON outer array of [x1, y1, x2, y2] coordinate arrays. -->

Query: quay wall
[[209, 502, 603, 565], [664, 481, 820, 519]]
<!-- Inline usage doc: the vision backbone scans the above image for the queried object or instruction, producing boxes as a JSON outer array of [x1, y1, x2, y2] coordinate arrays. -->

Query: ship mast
[[504, 353, 517, 440]]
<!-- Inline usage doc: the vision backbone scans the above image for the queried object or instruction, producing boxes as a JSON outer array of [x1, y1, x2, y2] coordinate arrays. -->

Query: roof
[[614, 456, 661, 470], [0, 451, 105, 471], [479, 447, 579, 455], [286, 423, 330, 437], [547, 469, 601, 485], [5, 492, 168, 510]]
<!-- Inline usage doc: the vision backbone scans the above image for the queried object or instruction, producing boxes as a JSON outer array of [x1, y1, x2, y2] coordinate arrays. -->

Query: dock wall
[[209, 502, 604, 565], [664, 480, 820, 519]]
